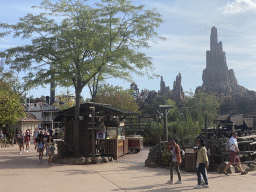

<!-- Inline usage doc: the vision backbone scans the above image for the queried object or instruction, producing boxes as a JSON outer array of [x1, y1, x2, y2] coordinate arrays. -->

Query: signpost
[[159, 105, 174, 141]]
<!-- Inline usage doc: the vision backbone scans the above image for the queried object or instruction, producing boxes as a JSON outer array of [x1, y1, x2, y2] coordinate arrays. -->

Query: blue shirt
[[37, 141, 44, 149]]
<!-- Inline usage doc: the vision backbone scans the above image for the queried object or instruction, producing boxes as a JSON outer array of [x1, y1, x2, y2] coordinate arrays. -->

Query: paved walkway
[[1, 145, 256, 192]]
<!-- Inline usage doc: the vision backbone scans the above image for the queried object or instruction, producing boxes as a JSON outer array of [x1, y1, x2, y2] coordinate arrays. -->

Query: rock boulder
[[217, 162, 235, 174]]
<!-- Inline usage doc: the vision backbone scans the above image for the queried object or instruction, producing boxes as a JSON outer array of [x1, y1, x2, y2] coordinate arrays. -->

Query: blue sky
[[1, 0, 256, 99]]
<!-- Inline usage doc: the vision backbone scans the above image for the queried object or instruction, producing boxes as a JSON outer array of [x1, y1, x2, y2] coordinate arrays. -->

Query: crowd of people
[[166, 131, 247, 189], [15, 127, 56, 165]]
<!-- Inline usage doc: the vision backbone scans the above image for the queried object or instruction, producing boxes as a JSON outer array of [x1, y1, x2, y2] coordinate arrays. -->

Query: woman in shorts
[[24, 130, 30, 152], [18, 131, 24, 154], [46, 135, 55, 164]]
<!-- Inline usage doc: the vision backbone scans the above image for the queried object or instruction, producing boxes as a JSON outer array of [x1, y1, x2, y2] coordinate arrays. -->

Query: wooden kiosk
[[56, 102, 138, 159]]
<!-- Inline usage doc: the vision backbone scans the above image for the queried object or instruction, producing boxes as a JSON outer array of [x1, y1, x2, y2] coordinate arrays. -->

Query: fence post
[[159, 136, 161, 165]]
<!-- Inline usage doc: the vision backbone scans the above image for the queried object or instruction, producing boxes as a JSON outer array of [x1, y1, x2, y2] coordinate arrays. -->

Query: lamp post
[[159, 105, 174, 141]]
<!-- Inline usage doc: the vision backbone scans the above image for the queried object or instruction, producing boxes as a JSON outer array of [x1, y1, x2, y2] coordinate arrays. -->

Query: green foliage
[[0, 82, 25, 126], [53, 92, 76, 111], [0, 0, 163, 89], [145, 92, 220, 147], [142, 96, 173, 114], [0, 0, 164, 156], [94, 84, 139, 112], [149, 121, 164, 137], [168, 114, 201, 147], [184, 91, 220, 129], [162, 149, 172, 163]]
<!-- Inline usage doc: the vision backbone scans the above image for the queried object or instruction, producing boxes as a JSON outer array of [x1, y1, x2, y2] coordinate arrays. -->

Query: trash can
[[185, 148, 196, 171]]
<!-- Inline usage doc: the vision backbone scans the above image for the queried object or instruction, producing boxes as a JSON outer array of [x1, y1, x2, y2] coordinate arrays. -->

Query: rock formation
[[196, 26, 256, 115], [196, 26, 240, 94], [171, 73, 185, 106], [159, 76, 171, 97]]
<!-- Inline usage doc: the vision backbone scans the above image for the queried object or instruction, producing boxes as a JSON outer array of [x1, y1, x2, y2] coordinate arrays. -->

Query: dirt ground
[[0, 145, 256, 192]]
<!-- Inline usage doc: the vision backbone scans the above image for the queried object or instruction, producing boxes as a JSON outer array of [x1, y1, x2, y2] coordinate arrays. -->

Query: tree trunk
[[73, 86, 82, 157]]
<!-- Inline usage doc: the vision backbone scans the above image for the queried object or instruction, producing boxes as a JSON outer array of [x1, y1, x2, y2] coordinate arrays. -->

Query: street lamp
[[159, 105, 174, 141]]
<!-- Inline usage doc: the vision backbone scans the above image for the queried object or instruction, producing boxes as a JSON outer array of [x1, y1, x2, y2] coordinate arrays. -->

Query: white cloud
[[221, 0, 256, 14]]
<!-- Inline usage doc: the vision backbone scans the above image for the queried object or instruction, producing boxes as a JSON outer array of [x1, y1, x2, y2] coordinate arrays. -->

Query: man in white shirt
[[223, 132, 247, 175]]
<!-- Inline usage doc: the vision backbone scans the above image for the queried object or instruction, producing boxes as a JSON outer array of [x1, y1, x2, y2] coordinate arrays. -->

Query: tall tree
[[0, 81, 25, 127], [0, 0, 164, 156], [185, 91, 220, 129], [94, 84, 139, 112]]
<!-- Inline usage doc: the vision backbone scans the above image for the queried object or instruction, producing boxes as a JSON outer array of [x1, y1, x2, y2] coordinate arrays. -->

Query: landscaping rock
[[92, 156, 102, 164], [145, 157, 152, 167], [217, 162, 235, 174], [234, 164, 251, 173], [101, 156, 109, 163], [108, 157, 114, 162], [73, 157, 86, 165], [248, 164, 256, 171], [85, 157, 92, 164]]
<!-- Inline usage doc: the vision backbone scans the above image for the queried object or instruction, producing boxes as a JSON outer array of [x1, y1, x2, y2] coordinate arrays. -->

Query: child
[[37, 137, 45, 163], [46, 135, 55, 165]]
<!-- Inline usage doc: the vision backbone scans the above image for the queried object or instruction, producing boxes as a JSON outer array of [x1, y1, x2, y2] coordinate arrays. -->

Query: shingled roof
[[217, 114, 231, 121], [58, 102, 139, 117], [20, 114, 41, 122], [230, 114, 244, 126], [243, 118, 253, 128]]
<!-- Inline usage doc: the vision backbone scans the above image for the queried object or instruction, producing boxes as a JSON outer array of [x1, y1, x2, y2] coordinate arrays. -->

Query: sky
[[1, 0, 256, 100]]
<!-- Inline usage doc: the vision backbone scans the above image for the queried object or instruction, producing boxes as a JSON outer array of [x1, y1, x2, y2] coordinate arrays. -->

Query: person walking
[[18, 131, 24, 154], [44, 131, 50, 156], [15, 128, 19, 145], [46, 135, 55, 165], [223, 132, 248, 175], [24, 130, 30, 152], [166, 139, 182, 184], [194, 138, 209, 189], [55, 127, 59, 139], [37, 137, 45, 163], [33, 128, 39, 150]]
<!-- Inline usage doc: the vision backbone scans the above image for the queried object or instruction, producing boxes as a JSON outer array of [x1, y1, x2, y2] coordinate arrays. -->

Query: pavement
[[0, 145, 256, 192]]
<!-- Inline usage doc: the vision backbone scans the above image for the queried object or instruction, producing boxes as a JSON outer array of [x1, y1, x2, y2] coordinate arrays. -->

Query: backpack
[[180, 149, 185, 158]]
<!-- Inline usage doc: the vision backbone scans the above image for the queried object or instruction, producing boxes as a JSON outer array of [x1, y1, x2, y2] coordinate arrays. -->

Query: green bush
[[162, 149, 172, 163]]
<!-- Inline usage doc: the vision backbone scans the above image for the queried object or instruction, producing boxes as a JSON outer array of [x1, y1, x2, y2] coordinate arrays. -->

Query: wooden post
[[90, 107, 95, 158], [220, 138, 224, 163], [232, 123, 235, 134], [205, 114, 208, 147], [159, 105, 174, 142], [159, 136, 162, 165], [163, 109, 168, 141]]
